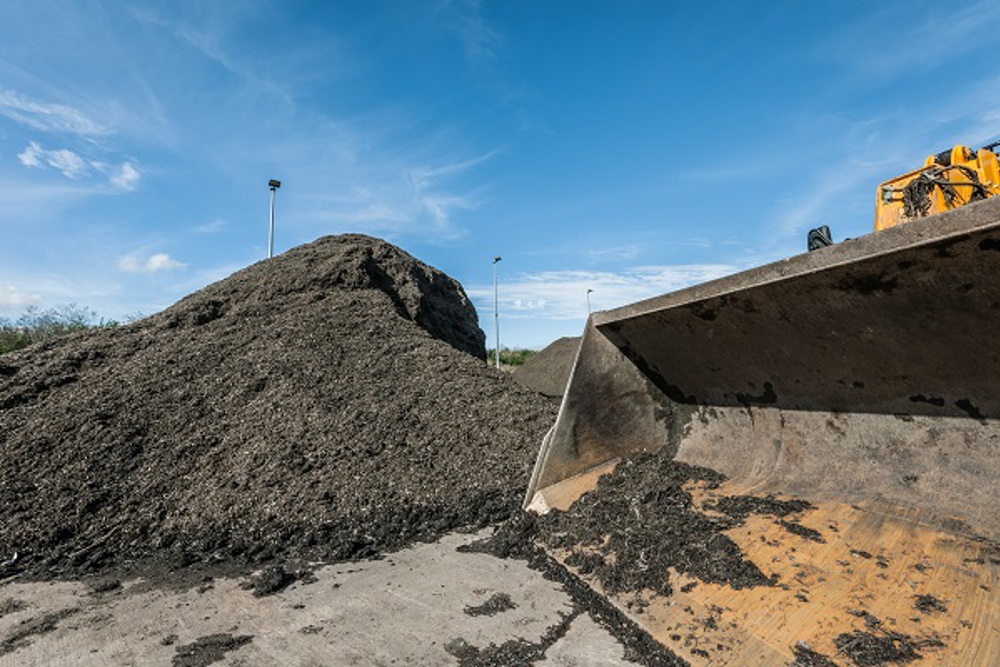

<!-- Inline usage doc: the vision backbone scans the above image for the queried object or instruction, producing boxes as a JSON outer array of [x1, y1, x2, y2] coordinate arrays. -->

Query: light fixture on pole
[[587, 288, 593, 315], [493, 256, 502, 370], [268, 179, 281, 259]]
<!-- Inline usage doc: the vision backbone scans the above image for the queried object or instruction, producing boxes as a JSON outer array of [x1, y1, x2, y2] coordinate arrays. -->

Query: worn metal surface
[[526, 196, 1000, 665]]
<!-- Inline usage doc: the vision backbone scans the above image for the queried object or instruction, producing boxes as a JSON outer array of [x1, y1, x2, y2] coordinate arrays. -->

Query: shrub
[[486, 347, 537, 368], [0, 303, 107, 355]]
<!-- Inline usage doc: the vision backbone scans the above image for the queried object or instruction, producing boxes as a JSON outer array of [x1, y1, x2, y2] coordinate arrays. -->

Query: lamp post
[[587, 288, 593, 315], [268, 179, 281, 258], [493, 256, 502, 370]]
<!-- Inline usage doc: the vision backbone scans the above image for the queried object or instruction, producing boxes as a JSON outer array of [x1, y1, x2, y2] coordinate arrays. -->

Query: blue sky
[[1, 1, 999, 349]]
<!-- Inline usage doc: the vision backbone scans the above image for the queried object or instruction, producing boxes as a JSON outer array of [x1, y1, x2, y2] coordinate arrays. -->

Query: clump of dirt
[[778, 520, 826, 543], [0, 598, 26, 618], [446, 609, 577, 666], [707, 495, 812, 520], [0, 234, 557, 581], [242, 564, 298, 597], [833, 630, 923, 666], [171, 633, 253, 667], [914, 593, 948, 614], [464, 592, 517, 617], [511, 336, 580, 399], [790, 641, 838, 666]]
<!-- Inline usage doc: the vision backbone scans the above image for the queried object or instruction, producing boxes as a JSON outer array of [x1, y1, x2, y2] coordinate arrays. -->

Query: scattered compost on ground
[[0, 234, 557, 582]]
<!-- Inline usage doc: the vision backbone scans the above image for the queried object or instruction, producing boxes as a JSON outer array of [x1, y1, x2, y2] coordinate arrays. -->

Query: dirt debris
[[789, 641, 839, 666], [0, 234, 556, 582], [0, 598, 26, 618], [0, 607, 80, 657], [460, 517, 687, 667], [241, 564, 302, 597], [171, 633, 253, 667], [833, 629, 923, 666], [445, 609, 578, 667], [913, 593, 948, 614], [463, 592, 517, 617]]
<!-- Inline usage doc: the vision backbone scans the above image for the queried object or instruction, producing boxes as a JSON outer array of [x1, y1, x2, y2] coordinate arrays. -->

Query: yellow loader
[[525, 141, 1000, 665]]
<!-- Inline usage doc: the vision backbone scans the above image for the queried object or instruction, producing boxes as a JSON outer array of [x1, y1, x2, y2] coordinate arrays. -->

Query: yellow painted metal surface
[[541, 474, 1000, 666], [875, 144, 1000, 231]]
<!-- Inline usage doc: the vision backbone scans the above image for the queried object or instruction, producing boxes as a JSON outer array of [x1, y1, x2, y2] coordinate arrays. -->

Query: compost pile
[[0, 234, 556, 579], [511, 336, 580, 400]]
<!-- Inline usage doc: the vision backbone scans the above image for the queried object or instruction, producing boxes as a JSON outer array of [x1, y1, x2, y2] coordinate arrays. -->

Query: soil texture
[[0, 234, 556, 582]]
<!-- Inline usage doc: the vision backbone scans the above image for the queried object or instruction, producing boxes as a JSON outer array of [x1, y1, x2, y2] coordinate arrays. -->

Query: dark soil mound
[[511, 336, 580, 399], [0, 234, 556, 580]]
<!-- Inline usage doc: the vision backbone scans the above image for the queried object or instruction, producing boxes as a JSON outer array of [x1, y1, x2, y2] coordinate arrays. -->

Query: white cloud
[[0, 285, 42, 311], [118, 252, 186, 273], [47, 148, 89, 179], [110, 161, 141, 190], [17, 141, 141, 190], [468, 263, 738, 321], [0, 88, 109, 136], [18, 141, 88, 178], [16, 141, 41, 167]]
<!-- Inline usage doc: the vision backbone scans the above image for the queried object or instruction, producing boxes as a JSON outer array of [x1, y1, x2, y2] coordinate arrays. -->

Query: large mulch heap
[[0, 234, 556, 580], [510, 336, 580, 399]]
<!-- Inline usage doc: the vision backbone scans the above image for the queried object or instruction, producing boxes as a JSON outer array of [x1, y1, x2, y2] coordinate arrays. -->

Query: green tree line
[[0, 304, 122, 355]]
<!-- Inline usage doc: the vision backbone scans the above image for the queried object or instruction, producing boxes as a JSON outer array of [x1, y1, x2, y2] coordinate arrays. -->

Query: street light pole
[[493, 256, 502, 370], [587, 288, 593, 315], [268, 179, 281, 258]]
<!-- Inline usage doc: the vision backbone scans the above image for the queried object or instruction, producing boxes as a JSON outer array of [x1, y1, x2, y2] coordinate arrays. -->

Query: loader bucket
[[525, 196, 1000, 665]]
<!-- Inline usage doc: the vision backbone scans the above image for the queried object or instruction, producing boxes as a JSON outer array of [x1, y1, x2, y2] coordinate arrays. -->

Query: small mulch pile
[[510, 336, 580, 400], [0, 234, 556, 580]]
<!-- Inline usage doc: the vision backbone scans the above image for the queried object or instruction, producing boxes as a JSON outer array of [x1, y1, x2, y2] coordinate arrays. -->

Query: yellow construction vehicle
[[525, 141, 1000, 665], [808, 141, 1000, 250], [877, 141, 1000, 230]]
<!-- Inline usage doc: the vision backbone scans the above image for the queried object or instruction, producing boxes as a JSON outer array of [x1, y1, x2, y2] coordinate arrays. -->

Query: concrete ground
[[0, 531, 638, 666]]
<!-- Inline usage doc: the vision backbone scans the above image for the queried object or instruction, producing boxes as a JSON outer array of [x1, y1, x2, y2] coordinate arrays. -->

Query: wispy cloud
[[16, 140, 141, 190], [194, 218, 228, 234], [131, 7, 292, 105], [822, 2, 1000, 82], [0, 88, 110, 137], [439, 0, 502, 64], [296, 147, 494, 239], [118, 252, 186, 274], [468, 263, 739, 320]]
